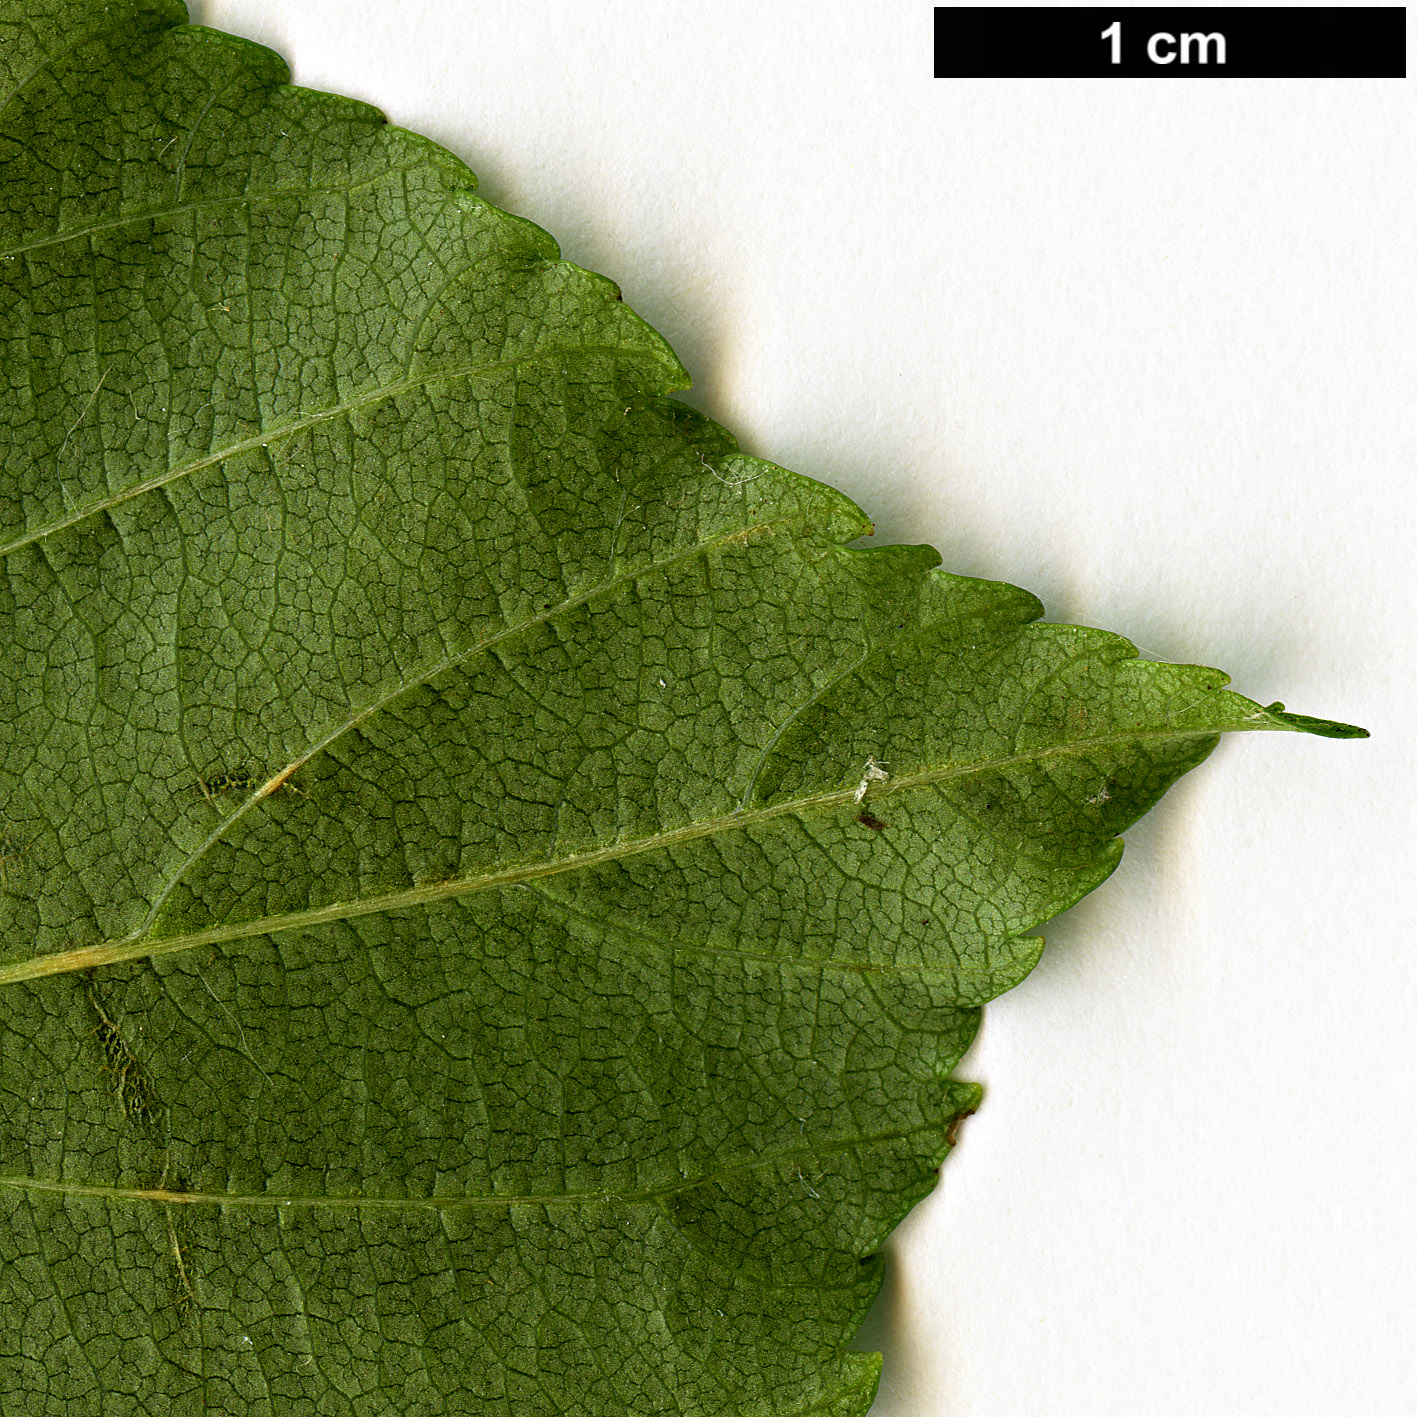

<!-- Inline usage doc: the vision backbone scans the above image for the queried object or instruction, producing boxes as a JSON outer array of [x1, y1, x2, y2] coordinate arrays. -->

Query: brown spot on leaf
[[946, 1105, 979, 1148]]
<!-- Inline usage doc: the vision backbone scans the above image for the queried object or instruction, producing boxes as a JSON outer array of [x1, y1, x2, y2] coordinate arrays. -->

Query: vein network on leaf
[[0, 3, 1363, 1415]]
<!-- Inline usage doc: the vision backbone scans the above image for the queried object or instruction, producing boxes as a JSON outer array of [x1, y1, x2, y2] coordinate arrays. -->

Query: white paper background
[[189, 2, 1416, 1412]]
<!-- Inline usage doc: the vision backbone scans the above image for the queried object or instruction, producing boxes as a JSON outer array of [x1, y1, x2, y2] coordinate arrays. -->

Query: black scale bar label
[[934, 7, 1406, 77]]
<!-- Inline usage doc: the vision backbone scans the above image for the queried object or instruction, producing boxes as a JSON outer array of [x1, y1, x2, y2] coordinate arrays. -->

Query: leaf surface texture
[[0, 4, 1363, 1413]]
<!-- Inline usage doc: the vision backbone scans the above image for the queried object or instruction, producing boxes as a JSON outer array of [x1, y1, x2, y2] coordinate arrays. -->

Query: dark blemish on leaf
[[83, 972, 161, 1125], [945, 1105, 978, 1148], [0, 830, 31, 899], [201, 768, 255, 795], [856, 812, 887, 831]]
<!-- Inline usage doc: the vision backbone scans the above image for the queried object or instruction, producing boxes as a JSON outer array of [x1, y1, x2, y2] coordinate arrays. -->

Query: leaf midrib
[[0, 722, 1242, 989]]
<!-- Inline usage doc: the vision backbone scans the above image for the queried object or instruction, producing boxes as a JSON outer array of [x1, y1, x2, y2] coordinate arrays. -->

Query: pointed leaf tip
[[1262, 703, 1370, 739]]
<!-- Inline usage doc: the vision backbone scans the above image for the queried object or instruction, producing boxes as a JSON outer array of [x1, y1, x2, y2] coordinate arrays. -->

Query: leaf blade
[[0, 3, 1362, 1413]]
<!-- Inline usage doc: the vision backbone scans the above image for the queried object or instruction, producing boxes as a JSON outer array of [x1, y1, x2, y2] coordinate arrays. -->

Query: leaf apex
[[1260, 703, 1370, 739]]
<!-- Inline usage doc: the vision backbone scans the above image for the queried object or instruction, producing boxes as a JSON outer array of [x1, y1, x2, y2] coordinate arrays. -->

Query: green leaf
[[0, 3, 1363, 1413]]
